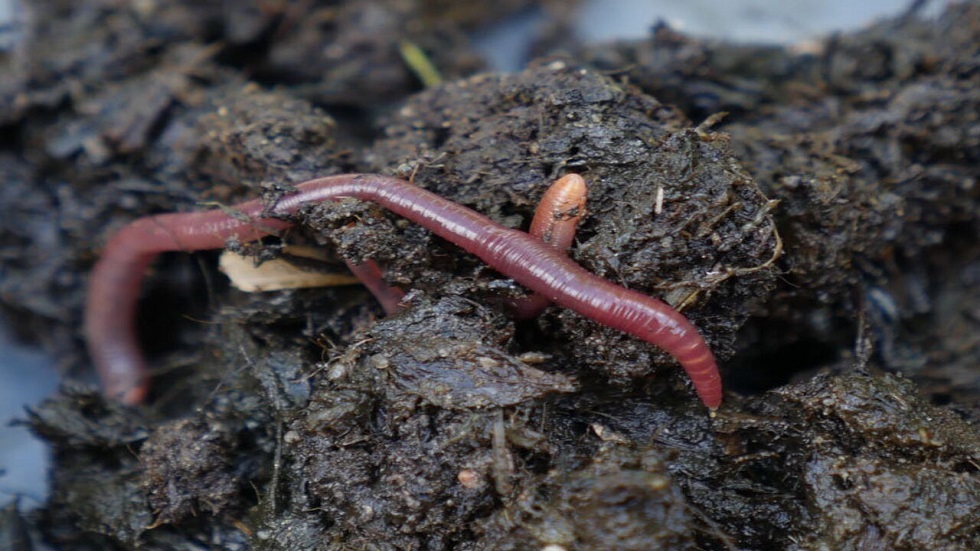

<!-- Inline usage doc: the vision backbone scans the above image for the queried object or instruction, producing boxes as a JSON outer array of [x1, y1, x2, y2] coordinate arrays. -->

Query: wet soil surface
[[1, 1, 978, 549]]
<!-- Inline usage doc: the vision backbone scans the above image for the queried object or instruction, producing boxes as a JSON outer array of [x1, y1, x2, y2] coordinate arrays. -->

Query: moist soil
[[0, 1, 978, 550]]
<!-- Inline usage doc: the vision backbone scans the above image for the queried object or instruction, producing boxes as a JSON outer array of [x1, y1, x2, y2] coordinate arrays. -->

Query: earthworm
[[509, 173, 587, 319], [347, 174, 587, 318], [344, 259, 406, 315], [85, 173, 722, 409]]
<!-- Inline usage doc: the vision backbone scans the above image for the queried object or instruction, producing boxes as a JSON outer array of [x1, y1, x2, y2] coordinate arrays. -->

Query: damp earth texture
[[1, 1, 978, 549]]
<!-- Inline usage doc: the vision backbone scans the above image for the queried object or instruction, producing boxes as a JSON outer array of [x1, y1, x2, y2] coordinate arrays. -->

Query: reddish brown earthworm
[[339, 174, 587, 318], [85, 173, 722, 409], [343, 259, 406, 315]]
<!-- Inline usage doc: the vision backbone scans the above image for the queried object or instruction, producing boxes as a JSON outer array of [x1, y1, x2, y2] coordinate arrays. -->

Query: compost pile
[[0, 1, 977, 549]]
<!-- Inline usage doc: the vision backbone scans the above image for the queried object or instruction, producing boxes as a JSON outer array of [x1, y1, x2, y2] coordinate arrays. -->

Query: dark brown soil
[[1, 1, 977, 550]]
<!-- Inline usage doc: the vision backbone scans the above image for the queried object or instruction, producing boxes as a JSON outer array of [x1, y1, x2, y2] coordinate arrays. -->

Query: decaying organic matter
[[578, 3, 980, 401], [0, 1, 977, 550]]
